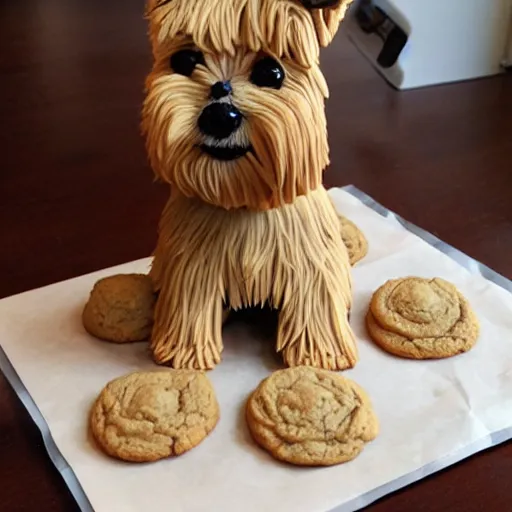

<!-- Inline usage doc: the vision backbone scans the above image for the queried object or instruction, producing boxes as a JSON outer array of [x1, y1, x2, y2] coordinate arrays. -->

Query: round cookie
[[83, 273, 156, 343], [338, 214, 368, 266], [246, 366, 378, 466], [90, 370, 219, 462], [366, 277, 479, 359]]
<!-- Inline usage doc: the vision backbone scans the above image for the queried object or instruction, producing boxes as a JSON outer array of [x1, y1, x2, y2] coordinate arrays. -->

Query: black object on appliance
[[355, 1, 408, 68]]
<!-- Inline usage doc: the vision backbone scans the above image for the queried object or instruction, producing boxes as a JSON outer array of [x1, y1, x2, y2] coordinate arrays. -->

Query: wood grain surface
[[1, 1, 511, 511]]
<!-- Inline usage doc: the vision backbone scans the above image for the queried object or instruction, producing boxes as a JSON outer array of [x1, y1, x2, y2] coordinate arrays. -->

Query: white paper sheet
[[1, 186, 512, 512]]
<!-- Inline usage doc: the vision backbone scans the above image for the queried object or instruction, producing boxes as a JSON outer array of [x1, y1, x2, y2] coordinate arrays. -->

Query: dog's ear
[[300, 0, 342, 8], [302, 0, 354, 48]]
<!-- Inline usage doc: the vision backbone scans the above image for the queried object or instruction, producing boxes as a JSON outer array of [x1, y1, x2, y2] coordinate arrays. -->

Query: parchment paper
[[1, 186, 512, 512]]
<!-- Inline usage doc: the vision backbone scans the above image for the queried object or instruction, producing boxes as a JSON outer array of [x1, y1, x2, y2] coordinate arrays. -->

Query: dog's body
[[143, 0, 357, 370], [150, 186, 356, 370]]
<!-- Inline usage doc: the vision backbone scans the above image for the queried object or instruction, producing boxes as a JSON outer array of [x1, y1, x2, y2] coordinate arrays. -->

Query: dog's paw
[[281, 343, 354, 371]]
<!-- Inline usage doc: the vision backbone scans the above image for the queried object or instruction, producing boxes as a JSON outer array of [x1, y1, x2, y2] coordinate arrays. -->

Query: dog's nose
[[211, 81, 232, 100], [198, 103, 242, 140]]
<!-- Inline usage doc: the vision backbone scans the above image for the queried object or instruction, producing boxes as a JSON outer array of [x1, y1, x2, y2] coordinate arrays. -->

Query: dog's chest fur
[[151, 186, 349, 311]]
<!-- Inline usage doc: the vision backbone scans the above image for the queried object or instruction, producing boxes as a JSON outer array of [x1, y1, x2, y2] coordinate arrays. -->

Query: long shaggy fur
[[146, 0, 353, 68], [143, 51, 329, 210], [150, 186, 357, 370], [142, 0, 358, 370]]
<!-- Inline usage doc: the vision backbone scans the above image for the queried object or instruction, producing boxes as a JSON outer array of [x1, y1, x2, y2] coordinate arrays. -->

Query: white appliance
[[505, 15, 512, 66], [345, 0, 512, 90]]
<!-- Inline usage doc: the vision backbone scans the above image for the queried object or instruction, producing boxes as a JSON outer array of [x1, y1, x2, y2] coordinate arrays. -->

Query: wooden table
[[1, 1, 511, 510]]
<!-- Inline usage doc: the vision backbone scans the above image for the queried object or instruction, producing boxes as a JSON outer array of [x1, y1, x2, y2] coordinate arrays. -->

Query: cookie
[[83, 273, 156, 343], [246, 366, 378, 466], [338, 214, 368, 265], [90, 370, 219, 462], [83, 273, 231, 344], [366, 277, 479, 359]]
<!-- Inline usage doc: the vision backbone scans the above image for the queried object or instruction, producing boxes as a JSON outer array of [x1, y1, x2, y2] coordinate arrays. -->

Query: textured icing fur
[[142, 0, 357, 370], [143, 51, 329, 210], [145, 0, 353, 68], [150, 187, 357, 369]]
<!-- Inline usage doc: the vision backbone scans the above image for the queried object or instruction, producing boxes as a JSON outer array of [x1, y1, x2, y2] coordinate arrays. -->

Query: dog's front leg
[[276, 266, 358, 371], [149, 258, 224, 370]]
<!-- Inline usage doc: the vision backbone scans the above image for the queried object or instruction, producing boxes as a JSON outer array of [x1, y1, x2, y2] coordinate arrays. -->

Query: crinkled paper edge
[[340, 185, 511, 293], [0, 347, 94, 512], [0, 185, 511, 512]]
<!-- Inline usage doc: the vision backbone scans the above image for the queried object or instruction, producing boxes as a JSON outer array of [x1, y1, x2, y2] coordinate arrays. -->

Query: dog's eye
[[250, 57, 285, 89], [170, 49, 204, 77]]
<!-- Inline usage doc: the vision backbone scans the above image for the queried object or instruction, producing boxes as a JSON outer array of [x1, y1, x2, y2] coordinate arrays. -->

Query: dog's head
[[142, 0, 352, 210]]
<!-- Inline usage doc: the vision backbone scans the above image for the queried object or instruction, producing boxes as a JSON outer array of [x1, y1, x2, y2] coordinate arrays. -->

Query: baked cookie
[[83, 273, 157, 343], [90, 370, 219, 462], [246, 366, 378, 466], [339, 214, 368, 265], [83, 273, 231, 344], [366, 277, 479, 359]]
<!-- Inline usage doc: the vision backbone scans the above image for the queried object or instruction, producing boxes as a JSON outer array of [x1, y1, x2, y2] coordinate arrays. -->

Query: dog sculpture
[[139, 0, 358, 371]]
